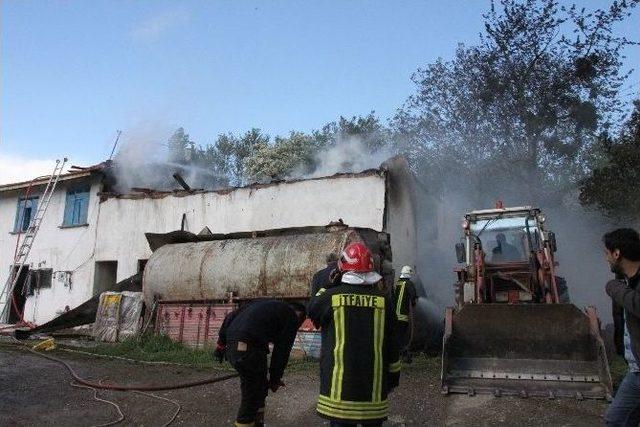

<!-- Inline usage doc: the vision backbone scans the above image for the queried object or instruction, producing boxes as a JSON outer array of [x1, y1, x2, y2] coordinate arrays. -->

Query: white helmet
[[400, 265, 414, 279]]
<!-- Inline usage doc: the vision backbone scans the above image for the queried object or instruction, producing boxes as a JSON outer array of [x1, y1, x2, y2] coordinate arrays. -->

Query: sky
[[1, 0, 638, 184]]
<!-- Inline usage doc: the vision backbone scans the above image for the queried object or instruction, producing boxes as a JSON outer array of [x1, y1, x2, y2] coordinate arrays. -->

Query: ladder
[[0, 158, 68, 322]]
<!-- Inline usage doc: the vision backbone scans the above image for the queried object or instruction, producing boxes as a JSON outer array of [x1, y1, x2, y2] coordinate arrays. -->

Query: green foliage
[[244, 131, 318, 181], [242, 112, 392, 181], [315, 112, 390, 152], [157, 1, 638, 218], [580, 99, 640, 218], [87, 333, 229, 369], [200, 129, 270, 186], [167, 127, 194, 164], [393, 0, 638, 202]]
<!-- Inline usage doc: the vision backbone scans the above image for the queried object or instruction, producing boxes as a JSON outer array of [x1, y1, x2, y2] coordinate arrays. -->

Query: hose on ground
[[133, 390, 181, 427], [69, 381, 126, 427], [11, 337, 239, 391]]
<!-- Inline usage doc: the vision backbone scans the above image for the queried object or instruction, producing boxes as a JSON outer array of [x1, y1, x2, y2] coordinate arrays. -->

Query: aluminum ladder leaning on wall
[[0, 158, 68, 322]]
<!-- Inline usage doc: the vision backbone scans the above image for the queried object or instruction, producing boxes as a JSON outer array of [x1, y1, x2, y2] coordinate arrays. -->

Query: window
[[14, 197, 39, 232], [63, 186, 90, 226], [25, 268, 53, 296]]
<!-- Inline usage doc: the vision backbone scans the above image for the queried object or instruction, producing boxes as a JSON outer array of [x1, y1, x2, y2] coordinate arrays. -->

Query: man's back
[[226, 299, 298, 347], [309, 283, 400, 421]]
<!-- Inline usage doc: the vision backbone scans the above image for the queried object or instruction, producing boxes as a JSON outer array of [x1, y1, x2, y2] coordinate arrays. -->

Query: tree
[[244, 132, 318, 181], [242, 113, 392, 182], [580, 99, 640, 218], [203, 128, 270, 186], [394, 0, 638, 202], [167, 127, 195, 164], [314, 112, 390, 152]]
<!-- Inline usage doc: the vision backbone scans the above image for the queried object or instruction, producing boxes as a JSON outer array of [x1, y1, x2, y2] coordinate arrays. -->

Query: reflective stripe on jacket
[[309, 284, 400, 423], [394, 279, 417, 323]]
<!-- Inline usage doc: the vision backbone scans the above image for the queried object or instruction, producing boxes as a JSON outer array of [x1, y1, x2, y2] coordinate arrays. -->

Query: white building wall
[[95, 174, 388, 282], [1, 168, 419, 325], [0, 177, 102, 324]]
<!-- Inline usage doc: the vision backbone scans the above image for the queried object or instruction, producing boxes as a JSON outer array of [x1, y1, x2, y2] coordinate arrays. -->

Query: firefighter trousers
[[226, 341, 269, 426], [397, 321, 411, 362]]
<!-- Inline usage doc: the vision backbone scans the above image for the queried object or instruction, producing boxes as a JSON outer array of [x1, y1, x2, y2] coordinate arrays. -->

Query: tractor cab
[[455, 206, 559, 305]]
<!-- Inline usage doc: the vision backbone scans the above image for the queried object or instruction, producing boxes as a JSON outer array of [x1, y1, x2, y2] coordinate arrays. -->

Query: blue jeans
[[605, 371, 640, 426]]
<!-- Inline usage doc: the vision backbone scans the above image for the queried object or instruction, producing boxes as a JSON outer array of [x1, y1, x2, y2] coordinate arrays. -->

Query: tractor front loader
[[441, 205, 612, 399]]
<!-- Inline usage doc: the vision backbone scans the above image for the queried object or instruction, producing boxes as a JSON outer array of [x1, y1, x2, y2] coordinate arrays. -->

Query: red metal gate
[[155, 302, 236, 348], [155, 302, 321, 358]]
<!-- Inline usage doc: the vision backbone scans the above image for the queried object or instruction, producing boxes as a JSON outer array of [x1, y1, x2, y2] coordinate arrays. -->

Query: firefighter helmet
[[338, 242, 374, 273], [400, 265, 414, 279]]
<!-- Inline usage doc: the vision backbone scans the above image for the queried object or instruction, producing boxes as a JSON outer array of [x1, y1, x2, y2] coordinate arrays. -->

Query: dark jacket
[[311, 262, 338, 297], [393, 278, 418, 322], [308, 282, 400, 424], [218, 300, 300, 383], [606, 270, 640, 364]]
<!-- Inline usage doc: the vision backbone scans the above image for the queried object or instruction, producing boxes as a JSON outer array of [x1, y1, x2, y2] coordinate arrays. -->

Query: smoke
[[111, 127, 171, 193], [412, 173, 619, 330], [303, 136, 396, 179], [110, 126, 227, 193]]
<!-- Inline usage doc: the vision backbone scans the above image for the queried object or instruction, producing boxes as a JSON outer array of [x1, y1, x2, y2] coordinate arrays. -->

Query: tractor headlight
[[538, 214, 546, 223]]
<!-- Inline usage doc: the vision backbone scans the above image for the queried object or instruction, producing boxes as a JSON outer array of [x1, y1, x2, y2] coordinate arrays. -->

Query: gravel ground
[[0, 344, 608, 426]]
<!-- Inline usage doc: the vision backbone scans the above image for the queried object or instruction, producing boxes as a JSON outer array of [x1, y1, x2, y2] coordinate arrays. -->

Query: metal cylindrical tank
[[143, 228, 385, 307]]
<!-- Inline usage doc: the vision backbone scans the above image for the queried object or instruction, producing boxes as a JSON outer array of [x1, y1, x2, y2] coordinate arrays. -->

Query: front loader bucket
[[441, 304, 612, 399]]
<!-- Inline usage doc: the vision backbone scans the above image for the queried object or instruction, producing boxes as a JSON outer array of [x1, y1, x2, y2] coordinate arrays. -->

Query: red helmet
[[338, 242, 374, 273]]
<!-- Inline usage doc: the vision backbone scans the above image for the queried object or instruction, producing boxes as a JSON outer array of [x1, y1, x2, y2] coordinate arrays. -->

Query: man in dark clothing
[[309, 242, 400, 427], [491, 233, 521, 262], [394, 265, 418, 364], [311, 253, 339, 297], [602, 228, 640, 426], [216, 300, 306, 427]]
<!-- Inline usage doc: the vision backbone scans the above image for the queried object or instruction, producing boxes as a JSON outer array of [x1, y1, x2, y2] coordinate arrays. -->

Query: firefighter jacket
[[311, 262, 338, 297], [393, 278, 417, 322], [308, 283, 401, 423], [218, 299, 300, 384]]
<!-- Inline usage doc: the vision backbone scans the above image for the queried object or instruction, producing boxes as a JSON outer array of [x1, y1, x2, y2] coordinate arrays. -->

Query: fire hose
[[10, 337, 239, 391], [8, 337, 239, 426]]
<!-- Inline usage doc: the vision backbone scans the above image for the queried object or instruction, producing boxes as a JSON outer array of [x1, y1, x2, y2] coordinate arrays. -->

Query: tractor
[[441, 205, 612, 399]]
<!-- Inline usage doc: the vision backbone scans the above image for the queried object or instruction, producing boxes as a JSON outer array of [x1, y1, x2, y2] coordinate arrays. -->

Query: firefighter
[[309, 242, 400, 426], [215, 300, 306, 427], [394, 265, 418, 364]]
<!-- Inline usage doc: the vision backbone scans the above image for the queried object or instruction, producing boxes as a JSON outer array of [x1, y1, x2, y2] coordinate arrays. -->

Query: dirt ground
[[0, 344, 608, 426]]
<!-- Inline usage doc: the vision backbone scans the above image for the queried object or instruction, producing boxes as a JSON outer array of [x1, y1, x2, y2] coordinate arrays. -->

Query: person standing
[[603, 228, 640, 426], [394, 265, 418, 363], [216, 300, 306, 427], [309, 242, 400, 427]]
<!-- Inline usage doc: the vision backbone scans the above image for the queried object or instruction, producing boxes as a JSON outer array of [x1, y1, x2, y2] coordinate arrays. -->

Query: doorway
[[8, 266, 29, 323], [93, 261, 118, 295]]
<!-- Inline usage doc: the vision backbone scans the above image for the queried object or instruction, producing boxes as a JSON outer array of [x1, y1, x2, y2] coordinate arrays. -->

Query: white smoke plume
[[110, 125, 226, 193], [111, 126, 172, 193], [305, 136, 396, 179]]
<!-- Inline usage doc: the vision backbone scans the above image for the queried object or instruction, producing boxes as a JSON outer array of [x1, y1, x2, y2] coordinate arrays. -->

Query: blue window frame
[[14, 197, 39, 232], [63, 186, 90, 226]]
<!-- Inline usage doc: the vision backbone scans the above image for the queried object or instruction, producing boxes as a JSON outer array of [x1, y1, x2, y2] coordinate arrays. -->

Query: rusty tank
[[142, 225, 392, 307]]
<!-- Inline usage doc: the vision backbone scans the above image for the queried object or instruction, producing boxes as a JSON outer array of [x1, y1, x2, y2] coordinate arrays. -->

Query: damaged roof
[[0, 161, 110, 193], [100, 167, 388, 200]]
